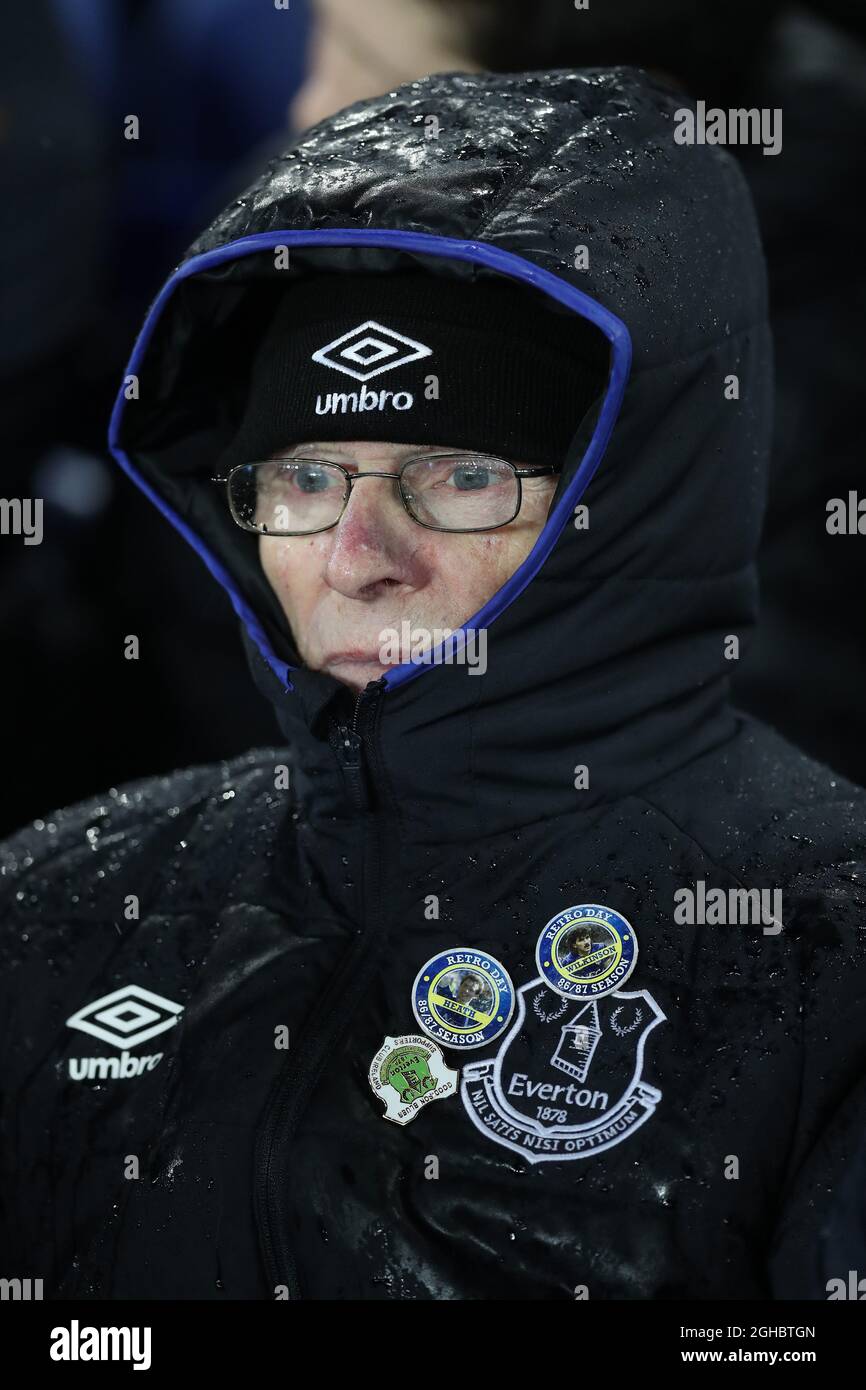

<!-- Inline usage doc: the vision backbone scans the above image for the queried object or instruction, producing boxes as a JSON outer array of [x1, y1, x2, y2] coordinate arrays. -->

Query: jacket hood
[[109, 66, 771, 838]]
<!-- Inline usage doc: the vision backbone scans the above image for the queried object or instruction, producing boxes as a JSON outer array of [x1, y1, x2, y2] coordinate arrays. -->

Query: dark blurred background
[[2, 0, 865, 835]]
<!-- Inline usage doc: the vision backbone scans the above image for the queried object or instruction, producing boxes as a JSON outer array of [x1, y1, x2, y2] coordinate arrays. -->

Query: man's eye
[[291, 465, 332, 494], [450, 466, 492, 491]]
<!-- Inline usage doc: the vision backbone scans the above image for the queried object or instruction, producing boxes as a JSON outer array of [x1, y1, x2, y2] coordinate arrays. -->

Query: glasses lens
[[229, 460, 347, 534], [401, 454, 518, 530]]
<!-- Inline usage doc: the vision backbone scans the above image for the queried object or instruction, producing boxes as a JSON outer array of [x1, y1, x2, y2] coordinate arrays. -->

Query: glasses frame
[[210, 452, 559, 536]]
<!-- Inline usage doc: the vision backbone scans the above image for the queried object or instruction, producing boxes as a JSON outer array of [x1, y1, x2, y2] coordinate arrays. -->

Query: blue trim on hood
[[108, 229, 632, 692]]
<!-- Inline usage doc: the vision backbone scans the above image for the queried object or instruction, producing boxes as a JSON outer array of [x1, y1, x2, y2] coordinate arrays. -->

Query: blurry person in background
[[289, 0, 482, 133], [289, 0, 772, 132]]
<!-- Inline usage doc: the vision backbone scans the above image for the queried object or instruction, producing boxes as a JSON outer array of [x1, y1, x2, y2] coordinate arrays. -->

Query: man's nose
[[322, 473, 425, 599]]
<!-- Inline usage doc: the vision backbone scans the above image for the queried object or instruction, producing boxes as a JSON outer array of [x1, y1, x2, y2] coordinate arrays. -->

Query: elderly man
[[1, 66, 865, 1302]]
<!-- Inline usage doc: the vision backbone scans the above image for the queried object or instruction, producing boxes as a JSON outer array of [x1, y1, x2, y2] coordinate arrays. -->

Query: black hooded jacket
[[2, 68, 866, 1301]]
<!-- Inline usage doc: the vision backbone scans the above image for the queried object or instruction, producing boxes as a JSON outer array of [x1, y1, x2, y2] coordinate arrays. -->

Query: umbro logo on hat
[[215, 270, 608, 472], [311, 320, 433, 382]]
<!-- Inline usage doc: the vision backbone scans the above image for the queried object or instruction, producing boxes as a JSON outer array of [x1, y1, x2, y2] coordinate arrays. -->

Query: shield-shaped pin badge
[[369, 1034, 459, 1125], [461, 980, 666, 1163]]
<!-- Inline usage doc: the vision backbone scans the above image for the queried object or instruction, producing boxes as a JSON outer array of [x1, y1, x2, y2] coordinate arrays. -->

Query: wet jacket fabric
[[2, 67, 866, 1301]]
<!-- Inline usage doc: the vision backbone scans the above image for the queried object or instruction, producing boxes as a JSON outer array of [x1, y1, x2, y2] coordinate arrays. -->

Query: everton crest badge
[[369, 1034, 459, 1126], [461, 980, 665, 1162]]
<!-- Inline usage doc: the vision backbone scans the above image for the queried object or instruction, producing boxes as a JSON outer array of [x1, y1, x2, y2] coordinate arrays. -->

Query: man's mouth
[[322, 650, 395, 666]]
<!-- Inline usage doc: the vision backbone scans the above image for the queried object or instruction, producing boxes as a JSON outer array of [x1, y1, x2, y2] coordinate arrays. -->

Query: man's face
[[456, 974, 484, 1005], [259, 440, 559, 690]]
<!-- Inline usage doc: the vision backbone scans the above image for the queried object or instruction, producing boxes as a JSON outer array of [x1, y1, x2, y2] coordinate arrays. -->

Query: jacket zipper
[[331, 684, 379, 813], [254, 676, 387, 1298]]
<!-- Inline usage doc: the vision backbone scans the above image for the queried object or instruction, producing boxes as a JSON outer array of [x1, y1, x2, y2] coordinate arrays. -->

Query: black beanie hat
[[216, 271, 608, 473]]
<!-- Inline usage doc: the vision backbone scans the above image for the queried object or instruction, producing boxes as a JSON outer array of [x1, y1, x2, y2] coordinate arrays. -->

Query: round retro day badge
[[535, 904, 638, 999], [412, 948, 515, 1050]]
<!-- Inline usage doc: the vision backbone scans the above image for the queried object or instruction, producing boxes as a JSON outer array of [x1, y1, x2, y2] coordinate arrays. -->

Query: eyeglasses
[[210, 453, 558, 536]]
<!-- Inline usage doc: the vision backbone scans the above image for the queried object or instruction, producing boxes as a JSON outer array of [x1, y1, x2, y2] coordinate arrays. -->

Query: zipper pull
[[334, 725, 366, 811], [331, 678, 385, 813]]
